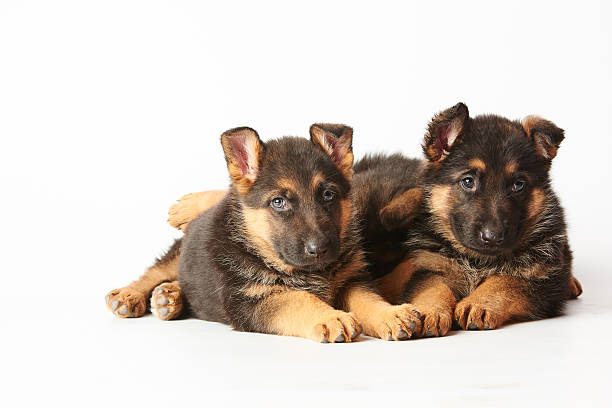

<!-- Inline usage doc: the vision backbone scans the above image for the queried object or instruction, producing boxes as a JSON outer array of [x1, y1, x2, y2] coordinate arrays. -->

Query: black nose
[[480, 227, 504, 245], [305, 237, 329, 257]]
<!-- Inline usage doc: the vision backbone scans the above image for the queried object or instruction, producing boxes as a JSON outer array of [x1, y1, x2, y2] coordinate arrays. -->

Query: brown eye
[[270, 197, 289, 211], [322, 190, 335, 201], [512, 179, 526, 193], [460, 176, 475, 190]]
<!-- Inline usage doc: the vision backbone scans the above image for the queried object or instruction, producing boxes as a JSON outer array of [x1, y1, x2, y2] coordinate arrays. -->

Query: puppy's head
[[422, 103, 565, 257], [220, 125, 354, 272]]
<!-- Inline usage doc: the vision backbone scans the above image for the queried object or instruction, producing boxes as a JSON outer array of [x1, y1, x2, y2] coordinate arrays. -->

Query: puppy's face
[[221, 125, 354, 271], [423, 104, 564, 256]]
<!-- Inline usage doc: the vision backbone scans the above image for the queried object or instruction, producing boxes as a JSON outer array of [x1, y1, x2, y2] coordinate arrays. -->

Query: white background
[[1, 1, 611, 406]]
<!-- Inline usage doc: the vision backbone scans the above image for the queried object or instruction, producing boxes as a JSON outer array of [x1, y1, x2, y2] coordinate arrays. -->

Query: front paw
[[364, 303, 422, 341], [419, 305, 453, 337], [105, 287, 146, 318], [311, 310, 361, 343], [454, 300, 501, 330]]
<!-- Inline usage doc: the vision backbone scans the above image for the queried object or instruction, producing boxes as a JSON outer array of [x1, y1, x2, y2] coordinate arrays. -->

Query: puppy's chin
[[279, 252, 337, 271], [463, 244, 505, 257], [457, 238, 519, 257]]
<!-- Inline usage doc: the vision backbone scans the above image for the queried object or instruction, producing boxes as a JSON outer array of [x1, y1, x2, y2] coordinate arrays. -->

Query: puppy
[[376, 103, 581, 336], [165, 106, 582, 338], [106, 125, 422, 342]]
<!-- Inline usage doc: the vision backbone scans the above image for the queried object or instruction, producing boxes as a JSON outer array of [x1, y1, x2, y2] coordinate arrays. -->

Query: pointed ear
[[220, 127, 264, 195], [309, 123, 354, 178], [521, 116, 565, 160], [423, 103, 470, 162]]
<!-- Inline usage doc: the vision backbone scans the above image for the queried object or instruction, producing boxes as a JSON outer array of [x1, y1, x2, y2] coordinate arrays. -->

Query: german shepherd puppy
[[374, 103, 581, 336], [167, 104, 582, 339], [105, 125, 422, 342]]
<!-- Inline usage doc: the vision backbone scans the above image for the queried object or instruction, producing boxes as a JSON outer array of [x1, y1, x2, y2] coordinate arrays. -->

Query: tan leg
[[168, 190, 228, 231], [375, 257, 416, 304], [376, 251, 464, 338], [151, 281, 183, 320], [376, 250, 464, 305], [407, 275, 456, 337], [256, 291, 361, 343], [343, 286, 422, 340], [105, 241, 180, 318], [454, 275, 530, 330]]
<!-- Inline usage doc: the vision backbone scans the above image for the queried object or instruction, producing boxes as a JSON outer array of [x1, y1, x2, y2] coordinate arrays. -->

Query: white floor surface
[[6, 269, 611, 407]]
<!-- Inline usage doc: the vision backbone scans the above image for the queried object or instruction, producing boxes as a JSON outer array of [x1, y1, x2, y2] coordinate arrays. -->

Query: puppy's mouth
[[460, 237, 519, 257]]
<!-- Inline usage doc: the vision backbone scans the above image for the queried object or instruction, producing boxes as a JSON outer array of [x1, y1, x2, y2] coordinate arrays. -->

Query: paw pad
[[105, 287, 146, 318], [150, 282, 183, 321]]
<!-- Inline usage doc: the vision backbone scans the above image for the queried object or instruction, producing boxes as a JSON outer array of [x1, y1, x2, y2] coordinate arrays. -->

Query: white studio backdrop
[[0, 1, 610, 406]]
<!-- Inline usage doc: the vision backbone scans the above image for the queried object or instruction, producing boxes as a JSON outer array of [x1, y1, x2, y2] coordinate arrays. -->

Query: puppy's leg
[[105, 239, 181, 318], [377, 250, 463, 337], [454, 275, 531, 330], [151, 281, 183, 320], [375, 257, 416, 304], [255, 291, 361, 343], [343, 285, 422, 340], [404, 274, 456, 337], [168, 190, 228, 231]]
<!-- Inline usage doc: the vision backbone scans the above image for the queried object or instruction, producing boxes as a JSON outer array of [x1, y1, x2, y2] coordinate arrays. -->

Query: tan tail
[[568, 275, 583, 299], [168, 190, 228, 231]]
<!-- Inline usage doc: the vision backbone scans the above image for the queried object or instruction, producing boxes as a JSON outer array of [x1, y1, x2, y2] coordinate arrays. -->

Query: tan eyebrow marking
[[276, 178, 297, 192], [468, 158, 486, 172], [310, 172, 325, 191], [504, 161, 518, 176]]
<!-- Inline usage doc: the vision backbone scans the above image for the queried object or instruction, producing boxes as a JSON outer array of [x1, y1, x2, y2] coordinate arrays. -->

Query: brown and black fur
[[374, 103, 580, 335], [106, 124, 422, 343], [350, 154, 424, 279], [158, 104, 581, 337]]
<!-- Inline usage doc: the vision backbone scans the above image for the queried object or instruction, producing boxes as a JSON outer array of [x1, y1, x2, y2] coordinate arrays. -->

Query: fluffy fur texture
[[147, 105, 582, 338]]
